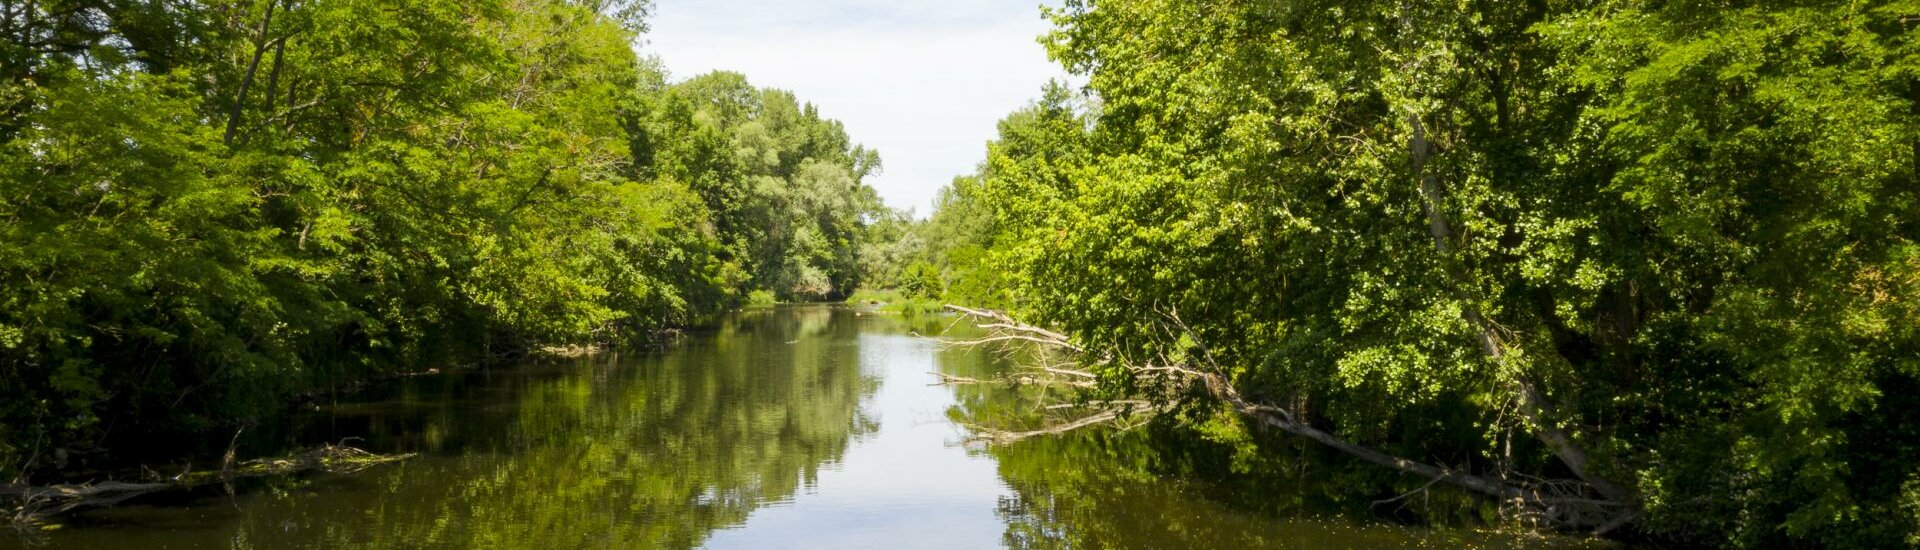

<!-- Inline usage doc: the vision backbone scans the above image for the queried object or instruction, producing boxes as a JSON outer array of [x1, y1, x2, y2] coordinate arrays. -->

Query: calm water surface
[[12, 306, 1595, 549]]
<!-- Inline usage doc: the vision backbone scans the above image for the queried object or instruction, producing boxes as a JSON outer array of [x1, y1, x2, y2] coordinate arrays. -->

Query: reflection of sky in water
[[702, 333, 1009, 549], [15, 307, 1601, 550]]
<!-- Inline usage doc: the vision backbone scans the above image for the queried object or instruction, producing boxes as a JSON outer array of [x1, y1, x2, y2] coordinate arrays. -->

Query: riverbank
[[9, 306, 1607, 549], [842, 289, 944, 315]]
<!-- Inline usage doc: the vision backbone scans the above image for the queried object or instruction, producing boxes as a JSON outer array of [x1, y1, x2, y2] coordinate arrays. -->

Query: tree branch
[[224, 1, 283, 147], [942, 305, 1635, 530]]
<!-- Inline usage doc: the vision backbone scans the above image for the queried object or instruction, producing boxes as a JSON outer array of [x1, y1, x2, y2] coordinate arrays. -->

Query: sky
[[640, 0, 1069, 216]]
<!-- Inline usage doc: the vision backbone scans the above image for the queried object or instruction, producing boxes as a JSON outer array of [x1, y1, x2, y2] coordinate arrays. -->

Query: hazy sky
[[641, 0, 1068, 215]]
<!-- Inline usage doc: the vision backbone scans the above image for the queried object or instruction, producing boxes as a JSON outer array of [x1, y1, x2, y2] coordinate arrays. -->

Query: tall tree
[[922, 0, 1920, 545], [0, 0, 879, 482]]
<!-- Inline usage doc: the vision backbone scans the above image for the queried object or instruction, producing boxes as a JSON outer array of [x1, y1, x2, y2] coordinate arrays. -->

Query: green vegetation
[[227, 308, 876, 549], [635, 71, 886, 303], [745, 290, 780, 307], [25, 307, 876, 548], [901, 0, 1920, 546], [0, 0, 884, 480], [927, 321, 1591, 549], [843, 289, 942, 316], [9, 0, 1920, 546]]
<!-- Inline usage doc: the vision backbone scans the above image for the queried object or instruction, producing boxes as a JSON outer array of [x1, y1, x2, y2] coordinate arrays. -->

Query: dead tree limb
[[944, 305, 1083, 352], [940, 305, 1634, 532], [963, 403, 1170, 446], [931, 372, 993, 386], [5, 444, 412, 530]]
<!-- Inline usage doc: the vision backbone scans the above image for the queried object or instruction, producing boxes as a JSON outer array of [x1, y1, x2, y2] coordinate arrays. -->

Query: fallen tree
[[938, 305, 1636, 534], [4, 444, 413, 530]]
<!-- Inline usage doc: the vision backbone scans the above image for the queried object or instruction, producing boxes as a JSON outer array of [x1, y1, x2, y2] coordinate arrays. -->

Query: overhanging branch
[[939, 304, 1635, 532]]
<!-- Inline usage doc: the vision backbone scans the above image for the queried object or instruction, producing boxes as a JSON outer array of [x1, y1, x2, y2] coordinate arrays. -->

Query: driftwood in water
[[5, 444, 413, 529], [936, 304, 1635, 534]]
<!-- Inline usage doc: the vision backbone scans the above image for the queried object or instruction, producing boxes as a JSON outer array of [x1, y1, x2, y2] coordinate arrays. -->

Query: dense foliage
[[634, 71, 885, 302], [908, 0, 1920, 546], [0, 0, 883, 480]]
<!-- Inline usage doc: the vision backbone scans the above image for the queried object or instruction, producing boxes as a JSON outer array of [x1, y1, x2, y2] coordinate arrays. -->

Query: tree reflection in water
[[27, 307, 1603, 549], [929, 317, 1608, 550], [27, 307, 875, 549], [246, 307, 873, 548]]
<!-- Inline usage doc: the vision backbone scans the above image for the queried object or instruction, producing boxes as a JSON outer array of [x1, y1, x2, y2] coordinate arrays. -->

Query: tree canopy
[[905, 0, 1920, 546], [0, 0, 884, 481], [8, 0, 1920, 546]]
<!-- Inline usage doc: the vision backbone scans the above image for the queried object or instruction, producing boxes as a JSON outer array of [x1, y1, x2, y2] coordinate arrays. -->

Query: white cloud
[[641, 0, 1069, 215]]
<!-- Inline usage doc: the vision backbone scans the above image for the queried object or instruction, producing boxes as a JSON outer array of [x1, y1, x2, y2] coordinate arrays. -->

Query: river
[[11, 306, 1599, 549]]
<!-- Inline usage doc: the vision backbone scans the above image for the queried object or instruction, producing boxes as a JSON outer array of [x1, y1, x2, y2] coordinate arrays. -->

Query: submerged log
[[5, 444, 413, 530]]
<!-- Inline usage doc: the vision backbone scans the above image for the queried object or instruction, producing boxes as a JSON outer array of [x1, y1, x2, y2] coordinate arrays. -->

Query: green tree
[[638, 71, 886, 302], [922, 0, 1920, 545], [0, 0, 877, 482]]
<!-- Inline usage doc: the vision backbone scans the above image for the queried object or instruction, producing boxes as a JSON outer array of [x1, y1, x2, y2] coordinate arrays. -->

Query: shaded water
[[12, 306, 1596, 549]]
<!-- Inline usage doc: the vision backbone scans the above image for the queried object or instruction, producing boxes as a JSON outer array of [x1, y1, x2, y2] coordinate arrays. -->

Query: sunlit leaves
[[919, 0, 1920, 545], [0, 0, 879, 482]]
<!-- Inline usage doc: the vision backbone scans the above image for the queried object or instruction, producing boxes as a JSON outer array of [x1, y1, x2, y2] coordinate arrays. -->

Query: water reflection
[[699, 318, 1007, 549], [15, 307, 1602, 549], [929, 316, 1606, 550], [31, 306, 876, 549]]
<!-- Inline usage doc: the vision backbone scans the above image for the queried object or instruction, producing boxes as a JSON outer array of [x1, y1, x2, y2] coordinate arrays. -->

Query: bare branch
[[964, 404, 1168, 445], [930, 372, 992, 386], [937, 304, 1634, 531], [6, 445, 411, 528], [940, 334, 1081, 350], [944, 305, 1082, 352], [1372, 473, 1448, 507]]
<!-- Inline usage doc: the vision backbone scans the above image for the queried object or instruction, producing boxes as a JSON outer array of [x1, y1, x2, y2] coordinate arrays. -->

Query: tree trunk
[[224, 0, 281, 147], [1406, 111, 1631, 504], [260, 30, 288, 124]]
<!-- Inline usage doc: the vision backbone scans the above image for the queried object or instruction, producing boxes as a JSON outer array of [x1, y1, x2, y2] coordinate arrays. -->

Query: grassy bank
[[844, 289, 944, 316]]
